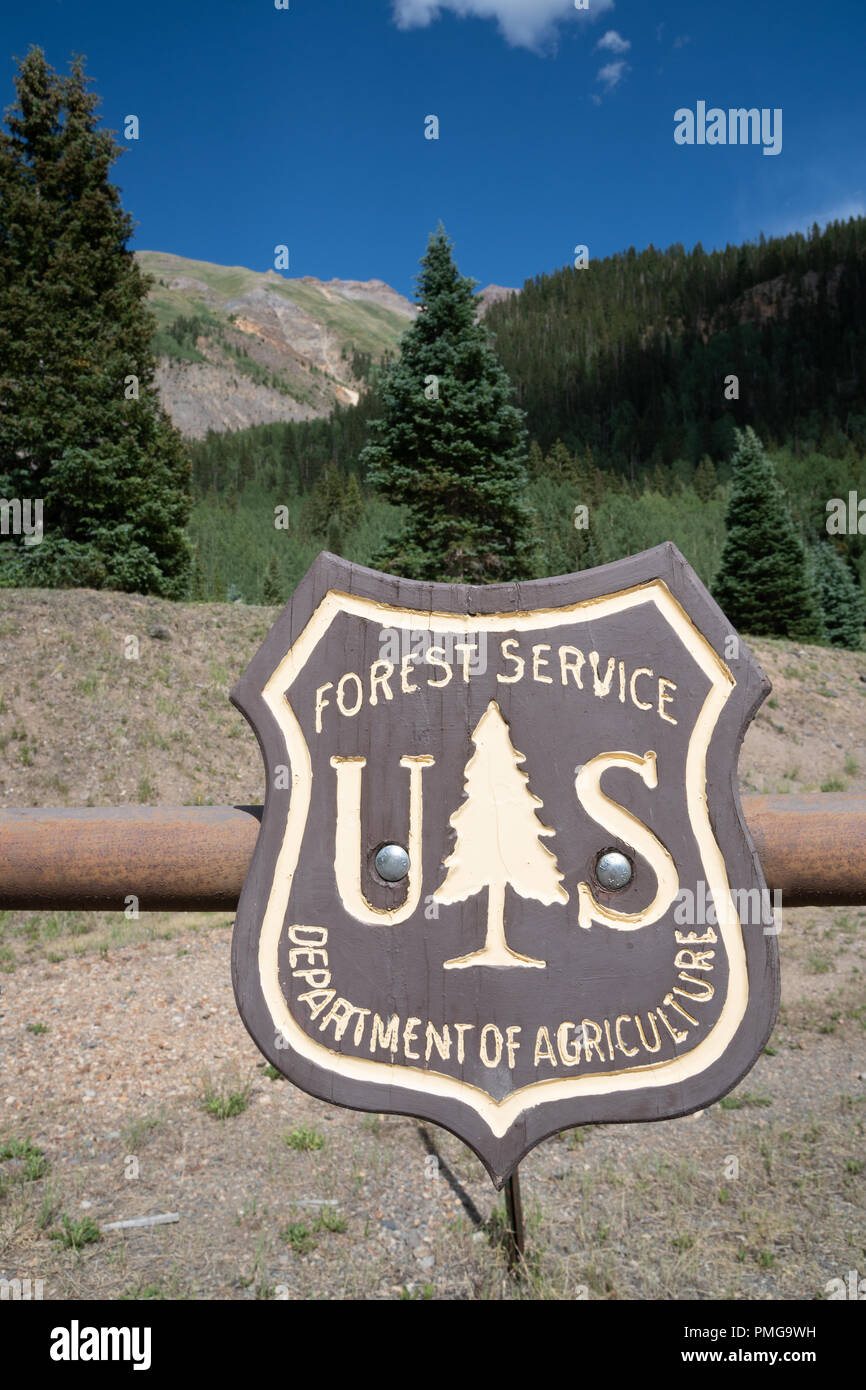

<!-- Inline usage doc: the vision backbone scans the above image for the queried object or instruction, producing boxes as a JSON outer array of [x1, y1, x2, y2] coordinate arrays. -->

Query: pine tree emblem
[[433, 701, 568, 969]]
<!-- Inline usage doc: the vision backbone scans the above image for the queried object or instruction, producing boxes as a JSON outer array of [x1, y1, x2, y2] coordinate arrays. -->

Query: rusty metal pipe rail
[[0, 794, 865, 912]]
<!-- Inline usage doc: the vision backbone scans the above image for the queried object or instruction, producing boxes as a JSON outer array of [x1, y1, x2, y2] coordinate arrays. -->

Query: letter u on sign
[[330, 754, 435, 924]]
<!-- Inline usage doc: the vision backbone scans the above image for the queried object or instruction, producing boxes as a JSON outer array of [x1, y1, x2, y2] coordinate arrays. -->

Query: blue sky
[[3, 0, 864, 297]]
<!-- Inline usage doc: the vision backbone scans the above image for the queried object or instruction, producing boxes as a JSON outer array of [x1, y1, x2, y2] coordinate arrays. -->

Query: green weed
[[807, 952, 832, 975], [281, 1221, 316, 1254], [316, 1206, 347, 1234], [284, 1126, 325, 1152], [201, 1081, 251, 1120], [719, 1092, 772, 1110], [49, 1214, 101, 1250]]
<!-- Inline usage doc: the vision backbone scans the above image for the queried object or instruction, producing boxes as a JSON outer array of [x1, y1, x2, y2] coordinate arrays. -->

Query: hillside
[[1, 587, 864, 811], [137, 251, 419, 438], [484, 216, 866, 467]]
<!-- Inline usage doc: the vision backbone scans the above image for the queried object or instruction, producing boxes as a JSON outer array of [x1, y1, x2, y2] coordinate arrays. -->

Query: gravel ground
[[1, 910, 864, 1301]]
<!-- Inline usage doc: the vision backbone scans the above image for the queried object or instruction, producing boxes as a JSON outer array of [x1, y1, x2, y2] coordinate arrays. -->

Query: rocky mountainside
[[138, 250, 517, 439], [474, 283, 521, 316], [137, 251, 419, 438]]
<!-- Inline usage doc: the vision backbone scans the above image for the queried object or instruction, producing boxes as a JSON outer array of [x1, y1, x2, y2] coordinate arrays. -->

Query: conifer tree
[[342, 471, 364, 532], [307, 464, 345, 537], [541, 440, 576, 481], [212, 559, 226, 604], [189, 544, 207, 601], [361, 226, 538, 583], [694, 455, 718, 501], [325, 512, 344, 558], [0, 47, 191, 596], [811, 541, 866, 649], [262, 553, 282, 605], [712, 429, 822, 640]]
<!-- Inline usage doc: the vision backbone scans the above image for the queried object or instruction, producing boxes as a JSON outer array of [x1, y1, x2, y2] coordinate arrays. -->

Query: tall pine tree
[[0, 47, 191, 596], [811, 541, 866, 649], [361, 226, 538, 583], [712, 428, 822, 640]]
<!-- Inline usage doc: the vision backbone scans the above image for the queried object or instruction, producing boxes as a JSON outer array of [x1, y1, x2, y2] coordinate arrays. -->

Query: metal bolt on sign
[[375, 843, 411, 882], [595, 850, 634, 891]]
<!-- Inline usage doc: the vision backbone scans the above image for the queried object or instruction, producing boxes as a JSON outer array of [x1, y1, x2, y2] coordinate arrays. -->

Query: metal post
[[503, 1166, 525, 1274], [2, 794, 866, 910]]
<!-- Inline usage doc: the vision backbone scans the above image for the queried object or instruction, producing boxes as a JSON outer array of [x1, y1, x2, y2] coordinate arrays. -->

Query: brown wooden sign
[[231, 545, 779, 1185]]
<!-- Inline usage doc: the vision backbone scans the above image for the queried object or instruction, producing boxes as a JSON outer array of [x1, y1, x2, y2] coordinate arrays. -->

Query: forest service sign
[[231, 546, 780, 1183]]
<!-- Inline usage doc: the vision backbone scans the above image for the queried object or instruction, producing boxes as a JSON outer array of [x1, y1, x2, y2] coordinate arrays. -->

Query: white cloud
[[596, 59, 629, 91], [764, 197, 866, 238], [392, 0, 614, 52], [814, 197, 865, 224], [596, 30, 630, 54]]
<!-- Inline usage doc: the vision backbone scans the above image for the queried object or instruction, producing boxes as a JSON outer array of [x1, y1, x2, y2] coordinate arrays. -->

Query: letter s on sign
[[575, 751, 679, 931]]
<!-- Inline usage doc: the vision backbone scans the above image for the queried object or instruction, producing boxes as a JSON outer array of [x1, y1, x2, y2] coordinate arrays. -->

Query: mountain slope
[[484, 217, 866, 465], [138, 251, 516, 438], [137, 251, 419, 438]]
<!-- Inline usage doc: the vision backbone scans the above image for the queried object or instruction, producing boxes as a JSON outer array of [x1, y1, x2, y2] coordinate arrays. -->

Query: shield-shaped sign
[[231, 545, 779, 1185]]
